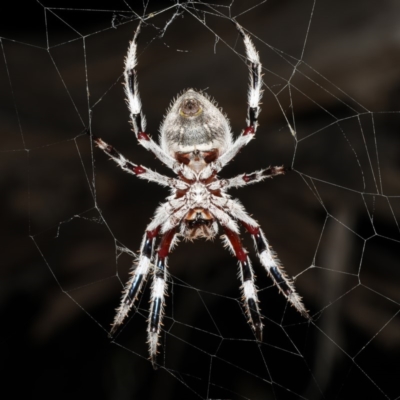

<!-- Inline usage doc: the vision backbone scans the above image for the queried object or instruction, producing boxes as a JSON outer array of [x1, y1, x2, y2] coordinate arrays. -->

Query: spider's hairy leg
[[214, 133, 254, 172], [242, 221, 310, 319], [215, 196, 309, 318], [110, 228, 159, 336], [148, 228, 177, 369], [124, 22, 180, 173], [124, 21, 145, 135], [234, 21, 263, 134], [222, 227, 263, 341], [212, 22, 263, 172], [87, 132, 184, 187], [208, 166, 286, 190]]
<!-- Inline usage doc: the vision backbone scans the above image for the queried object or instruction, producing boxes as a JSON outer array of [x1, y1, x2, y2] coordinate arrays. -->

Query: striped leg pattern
[[89, 134, 178, 187], [124, 21, 146, 135], [223, 227, 263, 341], [235, 21, 263, 134], [242, 222, 310, 319], [148, 228, 177, 369], [214, 23, 263, 172], [124, 22, 179, 172], [110, 228, 159, 336]]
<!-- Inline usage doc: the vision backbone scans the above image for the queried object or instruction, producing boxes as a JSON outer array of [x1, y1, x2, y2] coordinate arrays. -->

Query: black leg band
[[126, 274, 143, 304], [143, 237, 153, 258], [150, 298, 161, 333], [128, 69, 135, 95], [255, 232, 267, 254], [249, 107, 258, 126], [251, 62, 259, 88], [270, 266, 291, 295], [241, 259, 252, 282]]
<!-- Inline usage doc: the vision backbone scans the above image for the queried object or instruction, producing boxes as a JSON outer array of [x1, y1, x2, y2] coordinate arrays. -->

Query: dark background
[[1, 1, 400, 399]]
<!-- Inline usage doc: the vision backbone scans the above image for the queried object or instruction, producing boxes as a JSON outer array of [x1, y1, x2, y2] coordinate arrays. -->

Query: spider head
[[160, 89, 232, 161]]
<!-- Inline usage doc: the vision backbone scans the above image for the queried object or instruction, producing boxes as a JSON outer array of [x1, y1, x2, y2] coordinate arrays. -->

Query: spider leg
[[238, 24, 263, 134], [244, 221, 310, 319], [213, 22, 263, 172], [214, 196, 309, 318], [124, 22, 146, 136], [110, 227, 159, 336], [222, 227, 263, 341], [214, 134, 255, 171], [88, 133, 188, 188], [110, 195, 185, 336], [145, 193, 188, 234], [208, 166, 286, 191], [148, 227, 177, 369], [124, 22, 183, 173]]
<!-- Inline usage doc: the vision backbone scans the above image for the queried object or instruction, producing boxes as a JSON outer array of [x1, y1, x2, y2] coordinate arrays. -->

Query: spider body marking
[[88, 21, 309, 369]]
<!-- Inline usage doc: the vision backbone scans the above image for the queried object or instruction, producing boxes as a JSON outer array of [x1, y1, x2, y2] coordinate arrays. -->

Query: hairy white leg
[[207, 166, 286, 190], [147, 229, 177, 369], [256, 229, 309, 318], [210, 22, 264, 173], [124, 23, 196, 180], [110, 198, 186, 338], [137, 135, 180, 171], [90, 135, 187, 187], [214, 133, 254, 171], [146, 196, 187, 233], [222, 228, 263, 340], [148, 267, 167, 367], [110, 230, 157, 335], [235, 22, 263, 129], [219, 199, 309, 318], [212, 196, 256, 229], [124, 21, 146, 134], [208, 203, 240, 233]]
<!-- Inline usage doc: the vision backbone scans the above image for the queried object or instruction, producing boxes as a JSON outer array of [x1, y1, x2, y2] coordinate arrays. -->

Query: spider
[[88, 21, 309, 369]]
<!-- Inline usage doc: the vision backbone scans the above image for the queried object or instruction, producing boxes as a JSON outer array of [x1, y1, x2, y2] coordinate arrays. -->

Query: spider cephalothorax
[[89, 21, 309, 369]]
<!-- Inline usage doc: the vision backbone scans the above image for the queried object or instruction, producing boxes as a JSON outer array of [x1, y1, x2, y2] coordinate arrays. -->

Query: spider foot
[[267, 263, 310, 319], [109, 303, 131, 337], [148, 331, 160, 370], [247, 298, 263, 342], [271, 267, 310, 320], [267, 165, 287, 176], [231, 19, 245, 38], [287, 291, 311, 320], [255, 324, 263, 342]]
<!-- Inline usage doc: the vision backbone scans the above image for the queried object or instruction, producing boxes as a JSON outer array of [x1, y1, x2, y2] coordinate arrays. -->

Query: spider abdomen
[[160, 89, 233, 161]]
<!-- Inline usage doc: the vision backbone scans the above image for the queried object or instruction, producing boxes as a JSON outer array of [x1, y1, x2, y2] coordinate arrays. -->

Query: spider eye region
[[179, 98, 202, 117]]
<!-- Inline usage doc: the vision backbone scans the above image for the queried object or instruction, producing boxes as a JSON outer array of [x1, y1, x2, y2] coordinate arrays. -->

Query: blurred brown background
[[1, 1, 400, 399]]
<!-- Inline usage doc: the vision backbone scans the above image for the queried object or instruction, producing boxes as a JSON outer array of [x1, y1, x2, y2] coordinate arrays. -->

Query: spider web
[[2, 0, 400, 399]]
